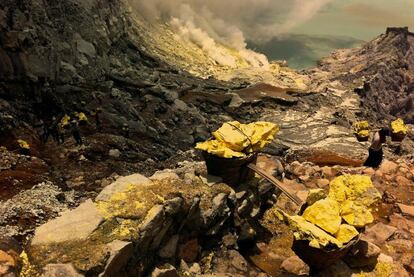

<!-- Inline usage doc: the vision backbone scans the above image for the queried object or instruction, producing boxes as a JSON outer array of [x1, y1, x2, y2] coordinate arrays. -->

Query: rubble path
[[249, 157, 414, 277]]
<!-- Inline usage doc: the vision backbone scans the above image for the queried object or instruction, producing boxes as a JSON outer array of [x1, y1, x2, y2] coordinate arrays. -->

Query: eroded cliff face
[[316, 27, 414, 124]]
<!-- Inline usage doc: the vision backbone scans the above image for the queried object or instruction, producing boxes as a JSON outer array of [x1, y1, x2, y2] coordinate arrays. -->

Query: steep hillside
[[316, 27, 414, 123]]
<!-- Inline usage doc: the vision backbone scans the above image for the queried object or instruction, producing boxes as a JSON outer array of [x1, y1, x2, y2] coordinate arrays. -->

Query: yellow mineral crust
[[19, 251, 38, 277], [288, 215, 343, 249], [280, 175, 381, 249], [306, 189, 327, 206], [17, 139, 30, 150], [196, 121, 279, 158], [353, 121, 369, 137], [75, 112, 88, 122], [60, 114, 71, 128], [391, 118, 408, 135], [212, 121, 279, 152], [357, 130, 369, 137], [328, 175, 377, 204], [96, 184, 150, 220], [335, 224, 359, 244], [340, 200, 374, 227], [195, 140, 246, 158], [302, 198, 342, 235]]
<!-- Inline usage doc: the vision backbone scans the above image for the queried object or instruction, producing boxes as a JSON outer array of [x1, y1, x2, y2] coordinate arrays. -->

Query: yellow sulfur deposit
[[328, 175, 378, 204], [353, 121, 369, 137], [288, 215, 343, 248], [329, 175, 379, 228], [357, 130, 369, 137], [196, 140, 246, 158], [17, 139, 30, 150], [281, 174, 380, 250], [335, 224, 359, 244], [75, 112, 88, 122], [391, 118, 408, 135], [60, 114, 71, 128], [196, 121, 279, 158], [340, 200, 374, 227], [302, 198, 342, 235], [19, 251, 38, 277], [305, 189, 326, 206]]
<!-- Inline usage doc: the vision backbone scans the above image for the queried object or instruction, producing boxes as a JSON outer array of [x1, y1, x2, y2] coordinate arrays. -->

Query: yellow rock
[[391, 118, 408, 135], [353, 121, 369, 137], [212, 121, 279, 152], [195, 140, 246, 158], [340, 200, 374, 228], [302, 198, 342, 235], [75, 112, 88, 122], [357, 130, 369, 137], [19, 251, 38, 277], [335, 224, 359, 244], [17, 139, 30, 150], [288, 215, 343, 248], [328, 175, 377, 204], [196, 121, 278, 158], [306, 189, 327, 206], [60, 114, 71, 128]]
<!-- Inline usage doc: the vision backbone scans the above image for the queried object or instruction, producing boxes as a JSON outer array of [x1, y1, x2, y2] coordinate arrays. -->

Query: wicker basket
[[355, 134, 369, 142], [292, 203, 361, 272], [202, 151, 257, 186], [391, 132, 406, 142], [292, 235, 360, 272]]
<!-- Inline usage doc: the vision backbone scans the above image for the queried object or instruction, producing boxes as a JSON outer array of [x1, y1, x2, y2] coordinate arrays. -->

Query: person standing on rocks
[[93, 107, 103, 131], [70, 118, 83, 146], [122, 123, 130, 138], [49, 116, 64, 145], [363, 127, 390, 168]]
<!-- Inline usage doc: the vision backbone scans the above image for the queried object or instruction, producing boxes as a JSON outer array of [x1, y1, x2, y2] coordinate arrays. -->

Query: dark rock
[[178, 239, 199, 263], [150, 264, 179, 277], [99, 240, 134, 277], [262, 142, 290, 156], [343, 239, 381, 268], [158, 235, 179, 259]]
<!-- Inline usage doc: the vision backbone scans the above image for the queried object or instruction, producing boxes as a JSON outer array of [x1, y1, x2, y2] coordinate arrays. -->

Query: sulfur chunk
[[60, 114, 71, 128], [353, 121, 369, 131], [353, 121, 369, 137], [243, 121, 280, 151], [335, 224, 359, 244], [391, 118, 408, 135], [302, 198, 342, 235], [340, 200, 374, 228], [75, 112, 88, 122], [328, 175, 376, 204], [17, 139, 30, 150], [213, 121, 251, 152], [306, 189, 327, 206], [195, 140, 246, 158], [288, 215, 343, 248], [212, 121, 279, 153], [357, 130, 369, 137]]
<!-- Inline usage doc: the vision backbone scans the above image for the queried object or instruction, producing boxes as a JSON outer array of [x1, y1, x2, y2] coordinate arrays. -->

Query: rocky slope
[[316, 27, 414, 124], [0, 0, 414, 276]]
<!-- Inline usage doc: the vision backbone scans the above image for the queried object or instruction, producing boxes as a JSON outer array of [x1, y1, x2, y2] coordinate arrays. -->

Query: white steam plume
[[130, 0, 333, 67]]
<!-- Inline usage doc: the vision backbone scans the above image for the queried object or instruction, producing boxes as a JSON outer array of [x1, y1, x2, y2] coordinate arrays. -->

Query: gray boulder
[[32, 200, 103, 245]]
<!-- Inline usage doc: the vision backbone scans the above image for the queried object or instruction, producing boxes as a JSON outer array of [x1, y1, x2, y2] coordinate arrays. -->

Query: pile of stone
[[14, 163, 276, 276]]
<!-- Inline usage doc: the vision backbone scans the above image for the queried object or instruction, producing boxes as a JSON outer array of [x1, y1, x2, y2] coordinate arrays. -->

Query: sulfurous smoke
[[130, 0, 333, 67]]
